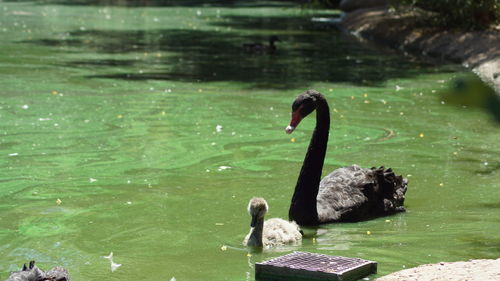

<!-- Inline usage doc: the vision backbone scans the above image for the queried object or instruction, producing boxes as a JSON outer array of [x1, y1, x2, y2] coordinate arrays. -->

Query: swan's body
[[242, 36, 280, 54], [286, 90, 408, 226], [243, 197, 302, 247], [6, 261, 70, 281]]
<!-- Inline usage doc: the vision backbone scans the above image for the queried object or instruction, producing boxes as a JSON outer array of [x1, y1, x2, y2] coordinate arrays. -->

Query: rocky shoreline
[[335, 6, 500, 95]]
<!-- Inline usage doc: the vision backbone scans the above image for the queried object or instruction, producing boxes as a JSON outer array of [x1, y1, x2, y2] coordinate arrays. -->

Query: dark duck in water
[[285, 90, 408, 226], [5, 261, 70, 281], [242, 36, 280, 54]]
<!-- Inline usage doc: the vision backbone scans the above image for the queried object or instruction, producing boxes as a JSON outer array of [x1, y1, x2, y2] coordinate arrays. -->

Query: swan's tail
[[373, 166, 408, 213]]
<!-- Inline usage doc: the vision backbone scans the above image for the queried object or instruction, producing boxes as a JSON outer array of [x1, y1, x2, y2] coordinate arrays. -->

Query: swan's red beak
[[286, 110, 302, 134]]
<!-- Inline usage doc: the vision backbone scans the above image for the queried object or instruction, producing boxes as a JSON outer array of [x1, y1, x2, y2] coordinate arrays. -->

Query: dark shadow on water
[[4, 0, 296, 8], [20, 13, 458, 89]]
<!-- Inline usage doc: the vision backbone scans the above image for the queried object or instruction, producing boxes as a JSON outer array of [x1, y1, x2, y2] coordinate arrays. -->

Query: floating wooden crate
[[256, 251, 377, 281]]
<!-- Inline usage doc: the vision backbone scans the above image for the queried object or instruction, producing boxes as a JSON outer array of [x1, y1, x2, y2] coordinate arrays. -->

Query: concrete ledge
[[375, 258, 500, 281]]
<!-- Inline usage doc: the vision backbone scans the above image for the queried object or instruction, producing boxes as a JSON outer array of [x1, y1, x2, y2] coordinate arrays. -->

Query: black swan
[[243, 197, 302, 247], [5, 261, 70, 281], [242, 36, 280, 54], [285, 90, 408, 226]]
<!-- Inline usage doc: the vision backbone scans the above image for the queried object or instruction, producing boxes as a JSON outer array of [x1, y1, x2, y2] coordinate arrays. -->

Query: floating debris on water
[[89, 178, 97, 183], [103, 252, 122, 272], [217, 166, 231, 171], [56, 198, 62, 205], [215, 125, 223, 132]]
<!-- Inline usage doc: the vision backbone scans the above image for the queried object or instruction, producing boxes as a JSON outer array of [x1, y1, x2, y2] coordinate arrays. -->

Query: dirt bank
[[375, 258, 500, 281], [336, 7, 500, 94]]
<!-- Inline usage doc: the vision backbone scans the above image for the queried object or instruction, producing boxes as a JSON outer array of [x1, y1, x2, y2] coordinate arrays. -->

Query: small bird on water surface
[[242, 36, 281, 54], [5, 260, 70, 281]]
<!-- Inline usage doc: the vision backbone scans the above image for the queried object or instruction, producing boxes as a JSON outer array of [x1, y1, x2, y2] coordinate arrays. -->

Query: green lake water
[[0, 1, 498, 280]]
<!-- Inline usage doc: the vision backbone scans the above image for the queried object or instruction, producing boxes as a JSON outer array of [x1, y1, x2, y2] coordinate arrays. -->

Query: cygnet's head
[[247, 197, 269, 227]]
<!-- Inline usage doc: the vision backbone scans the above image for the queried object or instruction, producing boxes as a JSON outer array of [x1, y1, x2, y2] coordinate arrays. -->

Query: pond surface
[[0, 1, 499, 280]]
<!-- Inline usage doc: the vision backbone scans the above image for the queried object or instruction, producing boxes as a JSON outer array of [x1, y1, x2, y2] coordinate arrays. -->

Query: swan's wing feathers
[[317, 165, 408, 222], [262, 218, 302, 246], [317, 165, 372, 222]]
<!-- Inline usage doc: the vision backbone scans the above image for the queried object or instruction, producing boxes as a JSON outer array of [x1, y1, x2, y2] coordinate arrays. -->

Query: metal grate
[[256, 251, 377, 281]]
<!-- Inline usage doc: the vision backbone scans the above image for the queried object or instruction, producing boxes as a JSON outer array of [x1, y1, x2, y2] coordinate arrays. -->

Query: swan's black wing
[[317, 165, 407, 223]]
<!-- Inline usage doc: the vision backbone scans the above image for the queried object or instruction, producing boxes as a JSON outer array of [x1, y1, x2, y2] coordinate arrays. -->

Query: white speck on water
[[103, 252, 113, 260], [395, 85, 403, 91], [110, 261, 121, 272], [126, 201, 132, 205], [196, 10, 202, 16], [127, 180, 131, 184], [269, 106, 274, 110], [217, 166, 231, 171], [231, 132, 236, 136], [215, 125, 223, 132], [21, 104, 29, 109], [79, 26, 86, 31], [153, 17, 159, 22], [441, 101, 446, 105], [89, 178, 97, 183], [103, 252, 122, 272], [8, 153, 18, 156], [484, 162, 489, 166], [211, 142, 216, 146], [170, 278, 176, 281], [39, 118, 51, 121]]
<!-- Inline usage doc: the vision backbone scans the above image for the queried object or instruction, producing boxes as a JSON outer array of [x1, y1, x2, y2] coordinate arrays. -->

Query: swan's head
[[286, 90, 322, 134], [247, 197, 269, 227]]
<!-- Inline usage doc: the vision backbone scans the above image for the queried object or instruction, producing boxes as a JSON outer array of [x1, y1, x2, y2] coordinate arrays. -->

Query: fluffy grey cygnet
[[243, 197, 302, 247]]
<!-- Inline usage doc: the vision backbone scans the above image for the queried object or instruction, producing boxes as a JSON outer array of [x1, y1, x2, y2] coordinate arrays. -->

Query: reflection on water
[[0, 1, 499, 280]]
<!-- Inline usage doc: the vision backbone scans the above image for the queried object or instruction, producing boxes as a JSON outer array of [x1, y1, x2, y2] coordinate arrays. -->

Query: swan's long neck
[[247, 217, 264, 247], [289, 98, 330, 225]]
